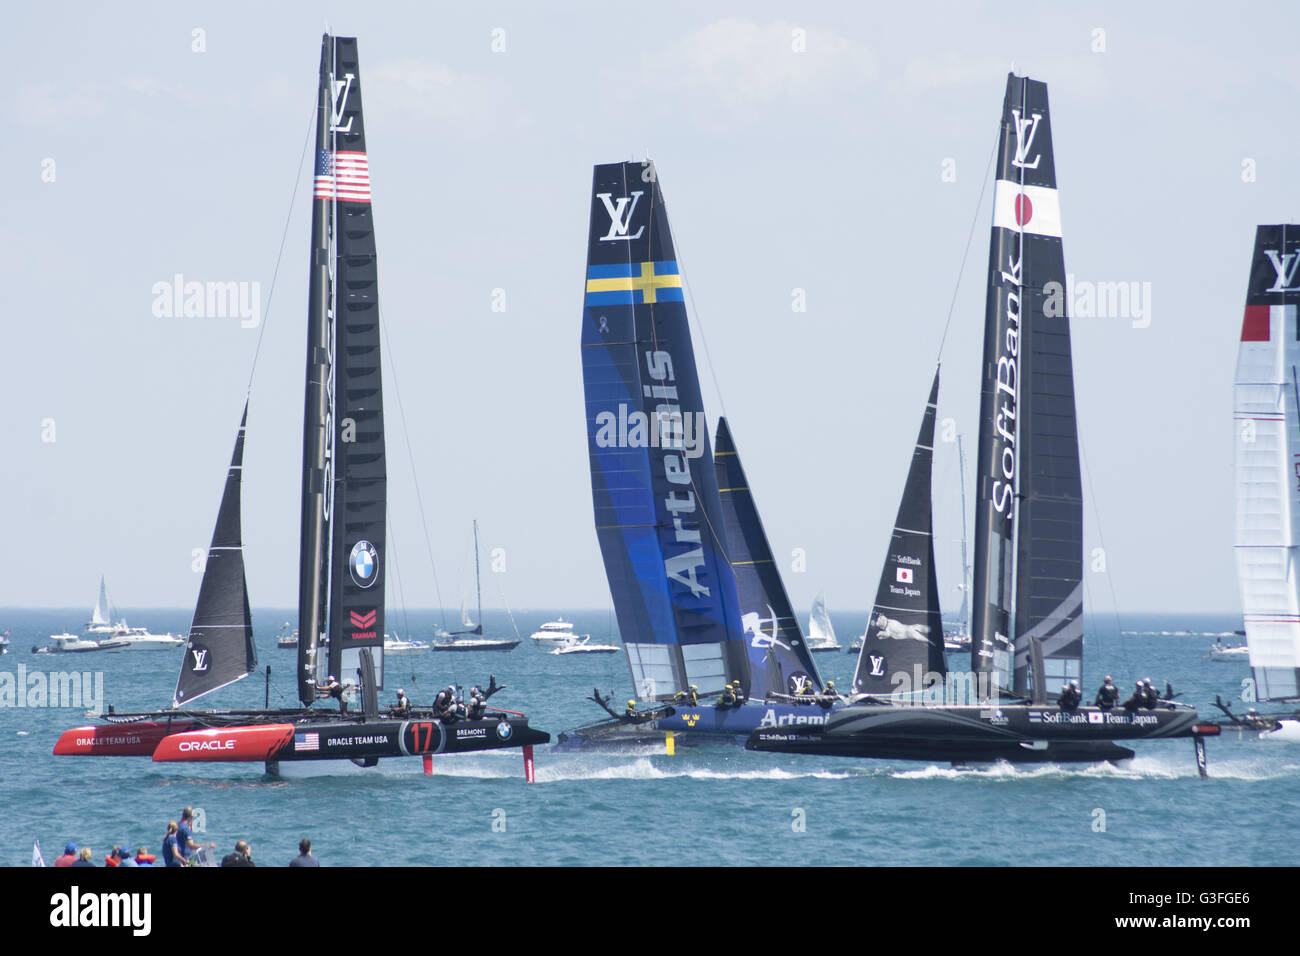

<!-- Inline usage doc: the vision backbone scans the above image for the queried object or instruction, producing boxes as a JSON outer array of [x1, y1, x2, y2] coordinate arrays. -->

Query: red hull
[[152, 724, 296, 762], [53, 720, 205, 757]]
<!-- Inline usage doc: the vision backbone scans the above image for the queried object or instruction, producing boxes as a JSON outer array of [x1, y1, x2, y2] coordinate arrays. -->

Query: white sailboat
[[805, 591, 841, 652], [1232, 223, 1300, 737], [432, 521, 520, 651]]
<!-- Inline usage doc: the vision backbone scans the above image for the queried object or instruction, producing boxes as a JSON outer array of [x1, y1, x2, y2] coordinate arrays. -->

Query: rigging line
[[386, 513, 411, 641], [245, 102, 316, 395], [935, 132, 999, 363], [1077, 428, 1122, 662], [378, 305, 448, 629]]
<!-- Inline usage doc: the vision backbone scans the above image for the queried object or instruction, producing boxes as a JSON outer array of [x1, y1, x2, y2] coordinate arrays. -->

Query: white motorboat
[[384, 633, 430, 655], [550, 634, 619, 655], [1207, 642, 1250, 661], [530, 619, 578, 648], [37, 633, 128, 654], [114, 626, 184, 651]]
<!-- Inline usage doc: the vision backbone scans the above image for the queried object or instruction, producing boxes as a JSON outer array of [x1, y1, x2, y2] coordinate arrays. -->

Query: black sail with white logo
[[174, 405, 256, 707], [1004, 78, 1082, 698], [714, 417, 822, 698], [321, 36, 387, 688], [970, 73, 1082, 699], [853, 370, 946, 696]]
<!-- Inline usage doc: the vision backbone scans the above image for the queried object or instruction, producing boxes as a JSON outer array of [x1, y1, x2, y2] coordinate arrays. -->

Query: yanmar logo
[[177, 738, 236, 752], [349, 609, 376, 640]]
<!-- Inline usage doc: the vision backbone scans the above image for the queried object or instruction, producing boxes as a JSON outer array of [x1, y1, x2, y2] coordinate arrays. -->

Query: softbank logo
[[50, 887, 151, 936]]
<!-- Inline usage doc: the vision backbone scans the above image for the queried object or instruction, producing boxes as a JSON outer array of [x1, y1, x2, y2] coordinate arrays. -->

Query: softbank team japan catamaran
[[748, 73, 1218, 772], [1223, 225, 1300, 741], [555, 162, 840, 751], [53, 35, 547, 776]]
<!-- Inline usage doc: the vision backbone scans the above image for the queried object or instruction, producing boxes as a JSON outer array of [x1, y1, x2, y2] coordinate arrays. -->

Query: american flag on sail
[[314, 150, 371, 203]]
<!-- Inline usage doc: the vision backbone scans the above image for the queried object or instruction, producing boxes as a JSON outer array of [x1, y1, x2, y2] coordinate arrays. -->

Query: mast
[[297, 35, 336, 704], [853, 369, 947, 697], [579, 161, 749, 702], [956, 434, 971, 631], [714, 417, 823, 697], [970, 73, 1077, 699], [1235, 224, 1300, 702], [474, 519, 482, 634]]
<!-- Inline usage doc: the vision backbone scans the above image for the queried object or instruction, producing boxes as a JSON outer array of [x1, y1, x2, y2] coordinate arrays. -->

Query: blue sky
[[4, 2, 1297, 617]]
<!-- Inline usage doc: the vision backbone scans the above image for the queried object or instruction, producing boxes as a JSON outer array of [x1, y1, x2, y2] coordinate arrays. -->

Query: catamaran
[[53, 35, 547, 775], [556, 162, 837, 750], [747, 74, 1215, 770], [1227, 223, 1300, 739]]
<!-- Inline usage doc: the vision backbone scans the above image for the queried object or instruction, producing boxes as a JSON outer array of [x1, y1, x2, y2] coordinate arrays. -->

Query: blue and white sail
[[580, 161, 749, 702], [1234, 224, 1300, 702]]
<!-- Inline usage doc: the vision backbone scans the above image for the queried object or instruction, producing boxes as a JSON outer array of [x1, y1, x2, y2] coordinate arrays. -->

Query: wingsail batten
[[854, 370, 947, 696], [580, 162, 747, 701], [1235, 225, 1300, 701], [714, 418, 822, 697], [174, 404, 256, 707]]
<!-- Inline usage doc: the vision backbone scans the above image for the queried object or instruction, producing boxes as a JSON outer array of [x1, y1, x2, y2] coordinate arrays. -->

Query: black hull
[[746, 702, 1202, 764]]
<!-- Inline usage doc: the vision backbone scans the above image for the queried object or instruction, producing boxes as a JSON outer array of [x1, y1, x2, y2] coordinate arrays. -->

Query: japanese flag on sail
[[896, 567, 914, 584]]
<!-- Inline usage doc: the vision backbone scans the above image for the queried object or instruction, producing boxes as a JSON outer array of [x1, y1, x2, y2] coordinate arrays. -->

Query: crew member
[[1058, 680, 1081, 712], [623, 699, 638, 719], [433, 685, 454, 719], [1142, 679, 1159, 709], [393, 688, 411, 715], [467, 686, 487, 720], [1094, 675, 1119, 710], [816, 680, 839, 709], [1121, 680, 1145, 713], [318, 674, 346, 713], [719, 682, 738, 708]]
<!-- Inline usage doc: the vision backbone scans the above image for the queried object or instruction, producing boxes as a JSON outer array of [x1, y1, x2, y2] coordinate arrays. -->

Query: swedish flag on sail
[[585, 260, 683, 306]]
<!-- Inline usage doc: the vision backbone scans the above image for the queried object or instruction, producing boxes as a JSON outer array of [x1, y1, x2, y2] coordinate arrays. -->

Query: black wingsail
[[853, 370, 946, 697], [320, 36, 387, 689], [971, 73, 1078, 698], [1007, 78, 1083, 698], [714, 418, 822, 698], [174, 405, 256, 707]]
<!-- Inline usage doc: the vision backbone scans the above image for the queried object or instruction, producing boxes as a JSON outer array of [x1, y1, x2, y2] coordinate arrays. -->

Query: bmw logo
[[495, 721, 512, 741], [349, 540, 379, 588]]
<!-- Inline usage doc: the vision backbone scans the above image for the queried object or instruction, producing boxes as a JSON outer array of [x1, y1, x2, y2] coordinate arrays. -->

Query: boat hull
[[56, 710, 549, 763], [745, 702, 1203, 763], [432, 641, 520, 652], [553, 700, 839, 751]]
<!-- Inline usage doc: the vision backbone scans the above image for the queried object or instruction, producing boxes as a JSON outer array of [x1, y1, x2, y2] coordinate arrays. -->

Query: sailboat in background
[[943, 434, 973, 650], [749, 73, 1212, 768], [556, 161, 837, 750], [54, 34, 547, 772], [39, 575, 181, 652], [1229, 223, 1300, 739], [806, 591, 841, 652], [433, 520, 520, 651]]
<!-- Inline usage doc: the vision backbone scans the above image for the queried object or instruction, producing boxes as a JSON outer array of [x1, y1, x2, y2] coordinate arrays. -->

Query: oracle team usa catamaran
[[54, 34, 548, 774]]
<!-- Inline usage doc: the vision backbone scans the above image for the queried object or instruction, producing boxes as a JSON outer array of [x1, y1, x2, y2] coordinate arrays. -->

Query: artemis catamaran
[[1226, 224, 1300, 740], [54, 34, 547, 774], [748, 73, 1215, 769], [556, 162, 837, 749]]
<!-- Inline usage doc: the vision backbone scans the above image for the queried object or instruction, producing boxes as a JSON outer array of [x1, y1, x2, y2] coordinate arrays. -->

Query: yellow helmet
[[627, 700, 635, 708]]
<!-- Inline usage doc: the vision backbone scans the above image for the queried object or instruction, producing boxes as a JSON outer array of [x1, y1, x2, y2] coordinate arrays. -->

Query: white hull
[[1262, 719, 1300, 741], [1208, 646, 1250, 661], [529, 620, 579, 647], [384, 642, 430, 656], [115, 635, 184, 651]]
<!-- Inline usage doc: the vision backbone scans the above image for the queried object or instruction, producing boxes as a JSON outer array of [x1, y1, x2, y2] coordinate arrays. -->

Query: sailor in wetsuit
[[624, 699, 638, 719], [432, 685, 455, 720], [467, 686, 487, 720], [1121, 680, 1145, 713], [393, 688, 411, 715], [1094, 675, 1119, 710], [318, 675, 346, 713], [673, 685, 700, 707], [815, 680, 840, 709], [1142, 679, 1160, 709], [718, 682, 738, 709], [1058, 680, 1081, 712]]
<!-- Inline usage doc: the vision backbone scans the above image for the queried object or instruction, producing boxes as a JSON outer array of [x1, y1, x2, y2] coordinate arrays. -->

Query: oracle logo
[[177, 738, 236, 752]]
